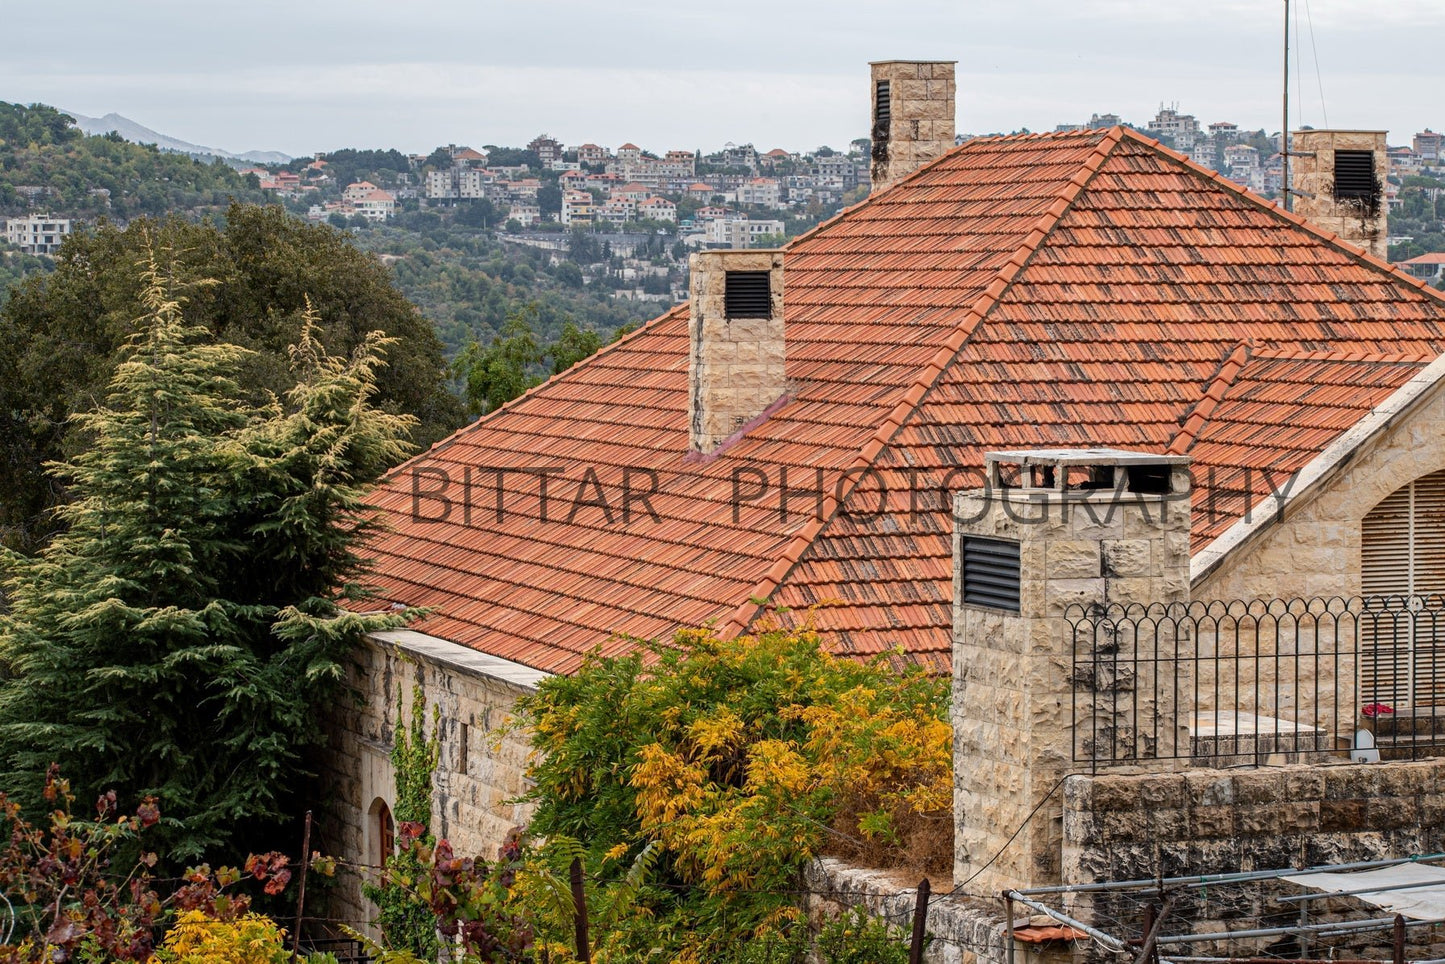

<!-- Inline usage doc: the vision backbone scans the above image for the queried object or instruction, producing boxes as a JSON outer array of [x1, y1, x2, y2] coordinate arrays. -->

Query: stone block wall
[[1291, 129, 1388, 260], [316, 631, 540, 932], [1063, 759, 1445, 955], [870, 61, 957, 192], [687, 249, 785, 454], [801, 858, 1010, 964]]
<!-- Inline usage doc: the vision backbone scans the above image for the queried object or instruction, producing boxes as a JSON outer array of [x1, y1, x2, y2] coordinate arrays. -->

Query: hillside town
[[5, 101, 1445, 277]]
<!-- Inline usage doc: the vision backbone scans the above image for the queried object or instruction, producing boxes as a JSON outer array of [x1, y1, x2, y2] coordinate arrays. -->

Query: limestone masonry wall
[[1064, 759, 1445, 955], [953, 466, 1191, 895], [869, 60, 956, 193], [317, 634, 537, 931]]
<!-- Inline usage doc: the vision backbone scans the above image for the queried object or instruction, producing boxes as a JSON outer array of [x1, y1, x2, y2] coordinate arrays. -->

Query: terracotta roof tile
[[360, 128, 1445, 674]]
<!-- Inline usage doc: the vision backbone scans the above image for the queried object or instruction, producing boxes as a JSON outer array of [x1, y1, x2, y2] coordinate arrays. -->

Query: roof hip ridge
[[716, 128, 1127, 637], [1169, 340, 1253, 455]]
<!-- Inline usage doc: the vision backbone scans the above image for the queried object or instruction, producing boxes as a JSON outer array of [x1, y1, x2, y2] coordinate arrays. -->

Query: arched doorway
[[1361, 469, 1445, 707]]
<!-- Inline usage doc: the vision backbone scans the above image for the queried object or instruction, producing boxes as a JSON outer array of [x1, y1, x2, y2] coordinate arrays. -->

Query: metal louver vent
[[724, 271, 772, 319], [1333, 150, 1377, 200], [961, 536, 1021, 612], [875, 81, 891, 127]]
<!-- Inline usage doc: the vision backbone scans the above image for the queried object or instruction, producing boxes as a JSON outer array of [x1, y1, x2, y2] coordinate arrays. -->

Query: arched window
[[371, 799, 395, 869], [1361, 469, 1445, 706]]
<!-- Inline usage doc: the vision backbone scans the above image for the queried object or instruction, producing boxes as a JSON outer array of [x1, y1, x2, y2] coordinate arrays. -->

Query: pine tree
[[0, 256, 416, 859]]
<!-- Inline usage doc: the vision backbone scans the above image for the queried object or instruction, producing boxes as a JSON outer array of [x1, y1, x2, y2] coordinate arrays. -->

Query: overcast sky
[[3, 0, 1441, 158]]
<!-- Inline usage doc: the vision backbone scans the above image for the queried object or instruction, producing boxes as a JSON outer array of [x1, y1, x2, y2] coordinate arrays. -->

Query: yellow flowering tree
[[515, 621, 950, 960]]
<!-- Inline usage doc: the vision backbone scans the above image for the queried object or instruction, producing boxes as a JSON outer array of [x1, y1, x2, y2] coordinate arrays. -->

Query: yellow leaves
[[526, 620, 955, 911], [745, 740, 810, 796], [156, 910, 290, 964], [686, 708, 743, 762], [632, 743, 706, 829]]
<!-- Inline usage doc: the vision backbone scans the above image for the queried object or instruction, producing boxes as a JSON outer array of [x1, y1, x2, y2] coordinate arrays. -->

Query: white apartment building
[[426, 170, 458, 200], [457, 170, 493, 199], [507, 203, 540, 227], [4, 214, 71, 254], [1148, 104, 1201, 151], [347, 186, 396, 221], [637, 197, 677, 222], [576, 144, 609, 166], [705, 216, 785, 248], [560, 191, 594, 226], [737, 177, 782, 209]]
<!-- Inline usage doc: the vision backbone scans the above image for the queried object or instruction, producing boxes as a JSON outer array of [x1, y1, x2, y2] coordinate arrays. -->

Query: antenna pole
[[1282, 0, 1292, 211]]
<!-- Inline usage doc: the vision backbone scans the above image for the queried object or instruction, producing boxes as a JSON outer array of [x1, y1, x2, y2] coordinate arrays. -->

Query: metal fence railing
[[1067, 595, 1445, 767]]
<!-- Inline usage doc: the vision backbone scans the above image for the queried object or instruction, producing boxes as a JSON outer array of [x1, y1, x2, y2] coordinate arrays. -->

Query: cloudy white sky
[[3, 0, 1441, 157]]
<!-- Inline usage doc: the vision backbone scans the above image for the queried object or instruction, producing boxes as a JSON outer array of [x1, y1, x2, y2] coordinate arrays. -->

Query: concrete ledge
[[367, 630, 551, 690]]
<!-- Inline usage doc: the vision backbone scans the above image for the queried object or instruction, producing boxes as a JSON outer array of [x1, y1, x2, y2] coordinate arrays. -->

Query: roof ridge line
[[378, 304, 686, 482], [1169, 340, 1252, 455], [716, 128, 1127, 637], [1114, 128, 1445, 309]]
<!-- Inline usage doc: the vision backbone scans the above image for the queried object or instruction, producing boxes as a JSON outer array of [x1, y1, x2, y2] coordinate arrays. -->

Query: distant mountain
[[60, 109, 292, 165]]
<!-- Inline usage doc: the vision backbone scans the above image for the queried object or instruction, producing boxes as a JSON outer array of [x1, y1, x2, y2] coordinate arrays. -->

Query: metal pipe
[[1014, 853, 1445, 898], [1315, 917, 1437, 940], [1005, 892, 1130, 953], [1154, 915, 1424, 946]]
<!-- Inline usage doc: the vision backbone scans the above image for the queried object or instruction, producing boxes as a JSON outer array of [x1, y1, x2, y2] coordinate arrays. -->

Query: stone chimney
[[1291, 129, 1388, 260], [687, 250, 785, 455], [952, 449, 1191, 894], [869, 60, 957, 193]]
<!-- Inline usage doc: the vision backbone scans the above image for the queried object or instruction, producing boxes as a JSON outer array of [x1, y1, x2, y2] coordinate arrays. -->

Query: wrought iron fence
[[1067, 594, 1445, 767]]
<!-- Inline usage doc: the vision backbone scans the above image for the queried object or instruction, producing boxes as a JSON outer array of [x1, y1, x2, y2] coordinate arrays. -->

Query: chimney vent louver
[[724, 271, 772, 318]]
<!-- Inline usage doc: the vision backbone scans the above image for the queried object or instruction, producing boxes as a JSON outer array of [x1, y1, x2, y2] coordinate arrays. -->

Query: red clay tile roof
[[362, 127, 1445, 675]]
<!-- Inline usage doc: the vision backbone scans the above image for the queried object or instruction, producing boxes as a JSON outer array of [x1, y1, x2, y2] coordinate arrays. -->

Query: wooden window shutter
[[1362, 470, 1445, 706]]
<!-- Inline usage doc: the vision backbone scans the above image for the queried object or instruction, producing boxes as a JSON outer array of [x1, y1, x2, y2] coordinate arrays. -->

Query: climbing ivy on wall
[[363, 682, 441, 960]]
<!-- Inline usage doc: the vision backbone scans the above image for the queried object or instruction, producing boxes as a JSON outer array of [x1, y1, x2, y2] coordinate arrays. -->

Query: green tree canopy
[[0, 256, 416, 860], [0, 203, 466, 551]]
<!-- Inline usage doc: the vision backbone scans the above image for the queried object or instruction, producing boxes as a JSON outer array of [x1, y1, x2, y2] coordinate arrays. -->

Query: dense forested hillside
[[350, 220, 666, 355], [0, 103, 268, 219]]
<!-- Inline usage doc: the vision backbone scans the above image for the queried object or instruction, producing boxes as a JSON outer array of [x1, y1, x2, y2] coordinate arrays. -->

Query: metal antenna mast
[[1282, 0, 1292, 211]]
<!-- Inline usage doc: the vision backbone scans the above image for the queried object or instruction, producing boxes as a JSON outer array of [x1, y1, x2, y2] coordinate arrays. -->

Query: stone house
[[320, 59, 1445, 932]]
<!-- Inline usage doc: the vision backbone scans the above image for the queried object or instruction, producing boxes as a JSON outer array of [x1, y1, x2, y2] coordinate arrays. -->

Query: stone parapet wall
[[316, 632, 540, 932], [801, 858, 1010, 964], [1063, 759, 1445, 954]]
